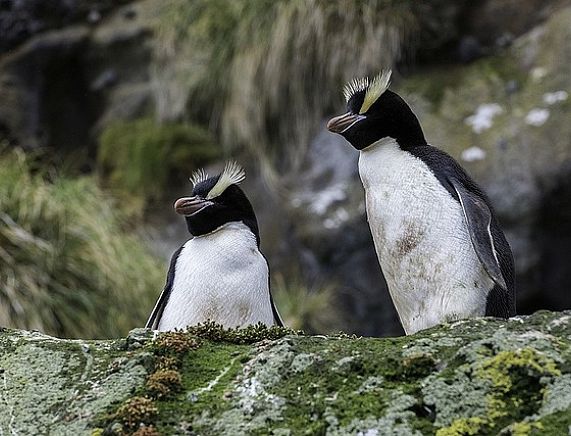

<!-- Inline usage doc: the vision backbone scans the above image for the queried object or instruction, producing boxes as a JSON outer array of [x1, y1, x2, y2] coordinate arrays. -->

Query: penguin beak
[[326, 112, 366, 134], [174, 196, 213, 216]]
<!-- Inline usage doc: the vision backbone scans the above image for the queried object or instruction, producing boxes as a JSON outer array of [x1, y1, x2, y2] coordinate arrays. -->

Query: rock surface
[[1, 311, 571, 435]]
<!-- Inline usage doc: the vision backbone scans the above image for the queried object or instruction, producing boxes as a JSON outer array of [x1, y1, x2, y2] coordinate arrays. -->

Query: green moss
[[184, 320, 298, 344], [429, 344, 563, 435], [436, 416, 485, 436], [3, 311, 566, 434], [476, 348, 561, 393], [475, 347, 561, 424], [96, 322, 294, 434], [154, 342, 251, 434], [510, 421, 544, 436], [98, 117, 220, 211], [535, 409, 571, 435]]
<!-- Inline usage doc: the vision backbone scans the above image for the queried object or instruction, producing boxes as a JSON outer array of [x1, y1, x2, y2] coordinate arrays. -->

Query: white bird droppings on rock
[[464, 103, 504, 133], [525, 108, 550, 126], [309, 184, 347, 215], [543, 90, 569, 105], [323, 208, 350, 229], [461, 146, 487, 162], [531, 67, 547, 82]]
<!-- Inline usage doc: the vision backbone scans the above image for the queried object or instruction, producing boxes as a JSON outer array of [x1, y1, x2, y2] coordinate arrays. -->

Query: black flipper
[[450, 179, 508, 291], [270, 292, 284, 327], [261, 253, 284, 327], [145, 246, 183, 329]]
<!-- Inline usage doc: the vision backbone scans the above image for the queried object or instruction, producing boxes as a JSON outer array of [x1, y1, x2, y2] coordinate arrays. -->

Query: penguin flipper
[[450, 180, 508, 291], [270, 292, 284, 327], [145, 246, 183, 330]]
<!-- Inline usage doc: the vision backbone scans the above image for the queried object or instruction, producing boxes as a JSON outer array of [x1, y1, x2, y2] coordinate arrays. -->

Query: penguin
[[145, 162, 283, 331], [326, 70, 515, 335]]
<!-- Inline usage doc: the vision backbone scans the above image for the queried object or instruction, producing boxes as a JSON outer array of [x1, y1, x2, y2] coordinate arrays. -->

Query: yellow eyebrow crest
[[206, 161, 246, 200], [342, 70, 392, 114], [359, 70, 392, 114]]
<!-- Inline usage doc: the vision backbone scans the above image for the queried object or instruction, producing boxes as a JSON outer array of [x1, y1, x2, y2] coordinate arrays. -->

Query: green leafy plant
[[0, 148, 164, 338]]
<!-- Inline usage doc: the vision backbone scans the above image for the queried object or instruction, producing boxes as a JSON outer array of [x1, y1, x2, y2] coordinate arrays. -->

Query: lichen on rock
[[1, 311, 571, 435]]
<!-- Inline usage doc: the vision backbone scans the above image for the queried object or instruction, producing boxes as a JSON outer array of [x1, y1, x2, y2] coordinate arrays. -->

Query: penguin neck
[[360, 136, 400, 153], [394, 113, 427, 150], [191, 221, 259, 248], [186, 217, 260, 247], [358, 137, 409, 190]]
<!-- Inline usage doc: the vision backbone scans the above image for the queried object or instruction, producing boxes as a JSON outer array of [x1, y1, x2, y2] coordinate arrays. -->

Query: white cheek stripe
[[341, 115, 367, 133]]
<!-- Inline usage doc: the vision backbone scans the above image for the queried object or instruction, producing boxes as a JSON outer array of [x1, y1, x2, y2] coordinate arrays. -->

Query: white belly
[[358, 138, 493, 334], [158, 222, 274, 331]]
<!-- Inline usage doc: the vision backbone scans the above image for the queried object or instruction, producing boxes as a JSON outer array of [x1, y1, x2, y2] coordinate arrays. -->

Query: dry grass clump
[[0, 148, 163, 338], [153, 0, 416, 170], [272, 271, 345, 334]]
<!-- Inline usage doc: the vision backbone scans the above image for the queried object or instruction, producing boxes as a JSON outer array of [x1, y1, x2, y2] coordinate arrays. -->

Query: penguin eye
[[348, 91, 366, 115]]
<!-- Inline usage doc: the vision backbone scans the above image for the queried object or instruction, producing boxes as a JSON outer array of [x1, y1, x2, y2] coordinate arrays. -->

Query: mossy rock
[[1, 311, 571, 434]]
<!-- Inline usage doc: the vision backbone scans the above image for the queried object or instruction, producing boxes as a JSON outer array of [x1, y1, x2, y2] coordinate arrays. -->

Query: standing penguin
[[146, 162, 283, 331], [327, 70, 515, 334]]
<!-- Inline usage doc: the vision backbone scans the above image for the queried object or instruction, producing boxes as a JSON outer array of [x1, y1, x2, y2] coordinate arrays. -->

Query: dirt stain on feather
[[395, 222, 425, 256]]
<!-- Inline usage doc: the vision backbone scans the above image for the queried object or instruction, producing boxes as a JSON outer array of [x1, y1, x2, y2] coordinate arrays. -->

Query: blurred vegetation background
[[0, 0, 570, 338]]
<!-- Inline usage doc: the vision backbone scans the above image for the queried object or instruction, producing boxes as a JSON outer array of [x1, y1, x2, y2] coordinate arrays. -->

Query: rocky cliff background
[[0, 0, 570, 338]]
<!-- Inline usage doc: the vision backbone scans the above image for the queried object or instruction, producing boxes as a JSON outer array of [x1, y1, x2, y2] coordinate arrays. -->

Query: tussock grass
[[0, 148, 163, 338], [98, 118, 220, 212], [153, 0, 416, 170], [272, 271, 345, 334]]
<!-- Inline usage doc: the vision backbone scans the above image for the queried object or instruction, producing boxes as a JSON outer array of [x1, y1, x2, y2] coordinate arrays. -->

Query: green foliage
[[272, 272, 345, 334], [98, 118, 220, 210], [0, 148, 164, 338]]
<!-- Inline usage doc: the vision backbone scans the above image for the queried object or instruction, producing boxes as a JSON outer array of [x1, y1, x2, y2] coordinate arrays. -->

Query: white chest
[[158, 223, 274, 331], [358, 139, 493, 334]]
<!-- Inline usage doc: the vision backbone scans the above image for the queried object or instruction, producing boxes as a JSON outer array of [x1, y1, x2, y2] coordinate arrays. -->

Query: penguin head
[[327, 70, 426, 150], [174, 162, 260, 245]]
